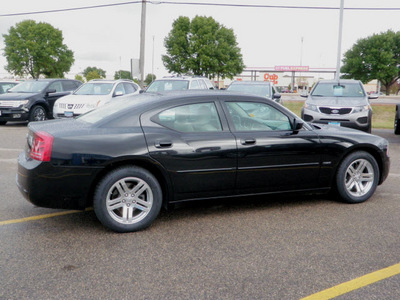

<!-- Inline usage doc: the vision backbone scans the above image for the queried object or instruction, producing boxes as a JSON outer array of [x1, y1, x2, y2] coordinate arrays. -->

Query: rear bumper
[[16, 151, 99, 210]]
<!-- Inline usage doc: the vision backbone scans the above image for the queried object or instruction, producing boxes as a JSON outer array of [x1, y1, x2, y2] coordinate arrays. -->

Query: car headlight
[[5, 100, 29, 108], [304, 102, 318, 112], [352, 105, 371, 113]]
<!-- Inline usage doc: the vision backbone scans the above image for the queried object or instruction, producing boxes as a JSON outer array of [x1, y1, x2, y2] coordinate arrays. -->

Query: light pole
[[335, 0, 344, 81], [139, 0, 147, 88]]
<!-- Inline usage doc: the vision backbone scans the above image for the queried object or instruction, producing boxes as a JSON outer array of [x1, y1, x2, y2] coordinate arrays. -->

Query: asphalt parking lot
[[0, 121, 399, 299]]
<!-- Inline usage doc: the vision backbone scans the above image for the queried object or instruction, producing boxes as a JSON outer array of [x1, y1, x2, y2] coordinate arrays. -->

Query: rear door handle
[[155, 141, 173, 148], [240, 138, 256, 145]]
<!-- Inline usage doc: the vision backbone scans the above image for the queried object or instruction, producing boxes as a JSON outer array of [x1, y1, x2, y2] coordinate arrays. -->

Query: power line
[[1, 1, 400, 17]]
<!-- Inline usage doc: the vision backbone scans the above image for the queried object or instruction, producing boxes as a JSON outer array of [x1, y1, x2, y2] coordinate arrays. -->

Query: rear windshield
[[9, 81, 48, 93], [311, 83, 365, 97], [75, 83, 114, 95], [227, 83, 272, 98], [146, 80, 189, 92]]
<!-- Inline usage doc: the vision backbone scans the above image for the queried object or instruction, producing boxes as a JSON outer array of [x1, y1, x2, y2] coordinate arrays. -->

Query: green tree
[[162, 16, 245, 79], [86, 71, 102, 82], [3, 20, 74, 78], [75, 74, 85, 83], [145, 73, 156, 86], [83, 66, 106, 80], [341, 30, 400, 95], [114, 70, 133, 80]]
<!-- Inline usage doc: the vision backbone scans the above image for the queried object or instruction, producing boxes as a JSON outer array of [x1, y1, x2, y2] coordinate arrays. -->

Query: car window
[[198, 80, 207, 89], [75, 83, 113, 95], [312, 83, 365, 97], [147, 80, 189, 92], [114, 83, 125, 95], [156, 102, 222, 132], [226, 101, 291, 131], [62, 81, 78, 91], [48, 81, 63, 92], [189, 80, 200, 89], [227, 84, 272, 98], [124, 83, 137, 94]]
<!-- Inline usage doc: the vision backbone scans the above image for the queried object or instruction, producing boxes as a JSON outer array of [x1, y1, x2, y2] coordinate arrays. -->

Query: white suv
[[145, 76, 215, 92], [53, 79, 140, 118]]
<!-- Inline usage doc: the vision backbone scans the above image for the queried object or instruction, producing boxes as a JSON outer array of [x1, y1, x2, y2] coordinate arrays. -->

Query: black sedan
[[17, 91, 390, 232]]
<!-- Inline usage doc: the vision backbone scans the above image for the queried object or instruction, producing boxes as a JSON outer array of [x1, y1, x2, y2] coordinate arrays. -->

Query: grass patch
[[283, 100, 396, 129]]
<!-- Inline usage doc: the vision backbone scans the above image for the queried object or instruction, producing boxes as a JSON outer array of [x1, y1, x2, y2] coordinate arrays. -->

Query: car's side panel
[[140, 99, 238, 200]]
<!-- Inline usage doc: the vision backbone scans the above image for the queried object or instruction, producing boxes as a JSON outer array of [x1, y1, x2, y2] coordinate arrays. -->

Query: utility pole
[[139, 0, 147, 88], [335, 0, 344, 81]]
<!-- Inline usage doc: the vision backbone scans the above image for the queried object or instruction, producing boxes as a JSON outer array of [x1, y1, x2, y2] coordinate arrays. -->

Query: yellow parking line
[[301, 263, 400, 300], [0, 208, 92, 226]]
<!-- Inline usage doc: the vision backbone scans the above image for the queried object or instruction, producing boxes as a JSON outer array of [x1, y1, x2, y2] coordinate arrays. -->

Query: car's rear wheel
[[29, 105, 47, 122], [336, 151, 379, 203], [94, 166, 162, 233]]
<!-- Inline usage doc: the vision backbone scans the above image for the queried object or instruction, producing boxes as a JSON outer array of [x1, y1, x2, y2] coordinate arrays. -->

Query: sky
[[0, 0, 400, 80]]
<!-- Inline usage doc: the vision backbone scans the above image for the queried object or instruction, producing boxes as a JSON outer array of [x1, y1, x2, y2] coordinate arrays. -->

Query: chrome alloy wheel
[[32, 106, 46, 121], [344, 158, 374, 197], [106, 177, 153, 225]]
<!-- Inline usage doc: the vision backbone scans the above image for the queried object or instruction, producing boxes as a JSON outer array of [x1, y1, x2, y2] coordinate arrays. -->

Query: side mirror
[[293, 119, 304, 132], [114, 91, 123, 97], [368, 94, 378, 100], [139, 89, 145, 94], [300, 93, 308, 98], [273, 92, 281, 99], [46, 89, 57, 95]]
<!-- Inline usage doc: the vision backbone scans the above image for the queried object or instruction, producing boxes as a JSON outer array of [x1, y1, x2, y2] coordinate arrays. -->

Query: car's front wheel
[[336, 151, 379, 203], [94, 166, 162, 233], [29, 105, 47, 122]]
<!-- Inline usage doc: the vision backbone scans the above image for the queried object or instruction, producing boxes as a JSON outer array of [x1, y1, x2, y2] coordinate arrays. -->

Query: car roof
[[316, 79, 361, 84], [26, 78, 79, 82], [88, 79, 136, 84], [230, 81, 271, 85], [153, 76, 208, 81]]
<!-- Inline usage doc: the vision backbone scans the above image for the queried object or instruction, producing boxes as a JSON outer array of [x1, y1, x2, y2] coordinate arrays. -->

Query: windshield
[[8, 81, 49, 93], [75, 83, 113, 95], [227, 84, 272, 98], [311, 83, 365, 97], [146, 80, 189, 92]]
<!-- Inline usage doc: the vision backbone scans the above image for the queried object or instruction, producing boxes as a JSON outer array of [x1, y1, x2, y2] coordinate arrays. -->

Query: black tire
[[0, 121, 6, 125], [366, 121, 372, 133], [94, 166, 162, 233], [395, 117, 400, 135], [336, 151, 379, 204], [29, 105, 47, 122]]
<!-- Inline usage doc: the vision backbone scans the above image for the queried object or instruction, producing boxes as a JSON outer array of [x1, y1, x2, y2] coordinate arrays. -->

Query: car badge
[[67, 104, 73, 109], [331, 109, 339, 114]]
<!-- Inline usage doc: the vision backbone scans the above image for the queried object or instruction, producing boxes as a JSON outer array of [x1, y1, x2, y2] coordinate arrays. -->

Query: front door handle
[[155, 141, 173, 148], [240, 138, 256, 145]]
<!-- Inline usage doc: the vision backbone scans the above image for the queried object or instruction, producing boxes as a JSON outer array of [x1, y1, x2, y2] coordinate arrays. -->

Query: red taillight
[[29, 131, 54, 162]]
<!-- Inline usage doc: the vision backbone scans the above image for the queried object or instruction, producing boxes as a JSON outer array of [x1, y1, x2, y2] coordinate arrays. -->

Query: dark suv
[[0, 79, 82, 125]]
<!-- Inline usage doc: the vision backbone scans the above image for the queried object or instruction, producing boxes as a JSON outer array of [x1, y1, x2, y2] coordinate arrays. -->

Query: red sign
[[264, 73, 278, 85], [275, 66, 309, 72]]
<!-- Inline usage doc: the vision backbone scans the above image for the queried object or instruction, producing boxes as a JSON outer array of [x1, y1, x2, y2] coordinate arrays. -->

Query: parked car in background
[[145, 76, 215, 92], [395, 104, 400, 135], [53, 79, 140, 119], [0, 79, 82, 125], [0, 81, 19, 94], [226, 81, 282, 103], [301, 79, 377, 133], [17, 90, 389, 233]]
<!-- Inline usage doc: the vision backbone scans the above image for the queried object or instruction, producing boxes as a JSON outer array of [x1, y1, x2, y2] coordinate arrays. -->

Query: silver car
[[301, 79, 377, 133]]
